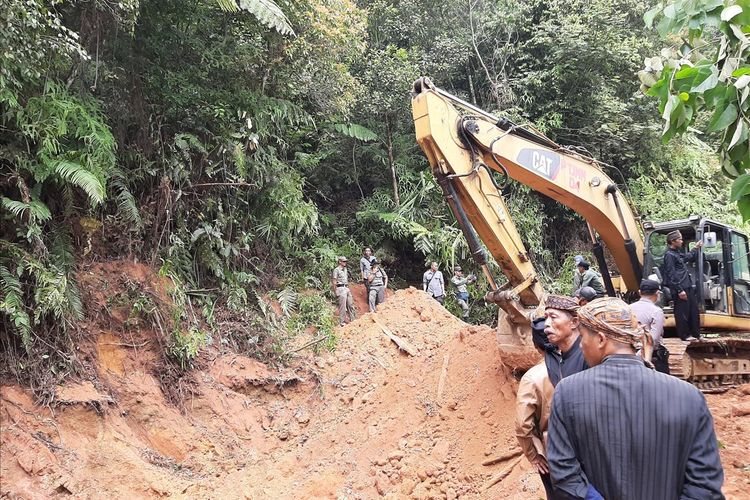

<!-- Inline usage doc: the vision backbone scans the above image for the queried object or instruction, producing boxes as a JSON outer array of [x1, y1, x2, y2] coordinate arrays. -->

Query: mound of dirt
[[1, 262, 748, 499]]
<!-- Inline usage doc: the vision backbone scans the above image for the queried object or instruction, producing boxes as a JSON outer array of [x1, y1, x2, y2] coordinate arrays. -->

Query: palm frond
[[1, 197, 30, 219], [332, 123, 378, 142], [52, 160, 106, 206], [276, 287, 298, 317], [0, 265, 32, 351], [236, 0, 294, 36], [110, 170, 142, 228]]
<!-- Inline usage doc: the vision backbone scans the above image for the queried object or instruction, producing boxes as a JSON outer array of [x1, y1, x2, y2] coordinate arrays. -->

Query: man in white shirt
[[422, 261, 445, 304], [630, 279, 667, 372]]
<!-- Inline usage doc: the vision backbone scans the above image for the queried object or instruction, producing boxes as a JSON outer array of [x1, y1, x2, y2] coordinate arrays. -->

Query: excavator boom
[[412, 77, 750, 389], [412, 78, 643, 304]]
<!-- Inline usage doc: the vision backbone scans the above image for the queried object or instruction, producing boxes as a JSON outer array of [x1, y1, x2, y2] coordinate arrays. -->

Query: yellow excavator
[[411, 77, 750, 389]]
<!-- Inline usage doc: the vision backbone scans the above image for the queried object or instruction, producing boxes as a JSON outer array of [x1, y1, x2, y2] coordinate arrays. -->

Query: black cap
[[371, 258, 378, 265], [578, 260, 590, 270], [640, 279, 660, 293], [579, 286, 597, 301]]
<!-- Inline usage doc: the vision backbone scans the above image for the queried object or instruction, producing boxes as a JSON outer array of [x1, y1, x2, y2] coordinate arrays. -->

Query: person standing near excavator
[[423, 261, 445, 304], [450, 266, 476, 320], [543, 295, 588, 387], [516, 295, 587, 500], [663, 230, 703, 341]]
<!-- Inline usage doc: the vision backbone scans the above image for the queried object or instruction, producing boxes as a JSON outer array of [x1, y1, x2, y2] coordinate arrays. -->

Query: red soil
[[1, 261, 748, 499]]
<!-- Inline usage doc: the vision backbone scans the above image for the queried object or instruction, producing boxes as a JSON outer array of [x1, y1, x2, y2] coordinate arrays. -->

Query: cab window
[[731, 233, 750, 282]]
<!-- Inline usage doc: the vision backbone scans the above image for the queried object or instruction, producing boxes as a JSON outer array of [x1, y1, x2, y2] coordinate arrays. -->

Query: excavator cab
[[643, 217, 750, 323]]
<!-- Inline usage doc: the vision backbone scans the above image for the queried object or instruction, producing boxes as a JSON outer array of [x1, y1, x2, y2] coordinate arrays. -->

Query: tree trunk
[[385, 118, 400, 207]]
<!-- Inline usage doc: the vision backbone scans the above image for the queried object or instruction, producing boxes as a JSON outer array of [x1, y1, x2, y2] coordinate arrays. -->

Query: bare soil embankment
[[1, 261, 748, 499]]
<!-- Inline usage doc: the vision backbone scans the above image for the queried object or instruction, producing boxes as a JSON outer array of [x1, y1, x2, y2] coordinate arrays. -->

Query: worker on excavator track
[[663, 230, 703, 341]]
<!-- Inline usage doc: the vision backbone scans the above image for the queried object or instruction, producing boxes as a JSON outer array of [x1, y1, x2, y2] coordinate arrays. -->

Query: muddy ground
[[1, 261, 748, 499]]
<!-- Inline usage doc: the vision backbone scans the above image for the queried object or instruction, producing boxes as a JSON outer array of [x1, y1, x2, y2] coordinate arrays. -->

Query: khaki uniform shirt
[[369, 268, 386, 287], [332, 266, 349, 295], [515, 361, 554, 462]]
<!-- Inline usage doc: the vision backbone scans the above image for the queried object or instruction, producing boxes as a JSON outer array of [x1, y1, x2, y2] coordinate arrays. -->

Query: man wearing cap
[[515, 325, 558, 499], [423, 261, 445, 304], [367, 259, 388, 312], [663, 230, 703, 341], [631, 278, 668, 372], [572, 255, 585, 290], [574, 286, 597, 307], [547, 297, 724, 500], [331, 256, 356, 326], [574, 260, 606, 299], [451, 266, 477, 320], [543, 295, 588, 387]]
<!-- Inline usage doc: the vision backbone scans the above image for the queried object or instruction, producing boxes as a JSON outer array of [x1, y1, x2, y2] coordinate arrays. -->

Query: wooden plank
[[372, 317, 418, 356], [482, 455, 522, 491], [437, 354, 450, 400], [482, 448, 522, 466]]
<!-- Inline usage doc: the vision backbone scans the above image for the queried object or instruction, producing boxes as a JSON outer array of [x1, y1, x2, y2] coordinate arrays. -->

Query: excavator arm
[[412, 77, 644, 340]]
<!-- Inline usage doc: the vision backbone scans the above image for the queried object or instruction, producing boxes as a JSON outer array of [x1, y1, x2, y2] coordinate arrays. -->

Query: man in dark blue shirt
[[662, 230, 703, 340], [541, 294, 588, 387]]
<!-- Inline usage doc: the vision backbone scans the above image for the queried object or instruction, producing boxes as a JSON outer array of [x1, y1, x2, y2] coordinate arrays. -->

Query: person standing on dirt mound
[[450, 266, 476, 320], [423, 261, 445, 304], [367, 259, 388, 312], [331, 256, 356, 326], [543, 295, 588, 387], [360, 247, 375, 294], [547, 297, 724, 500]]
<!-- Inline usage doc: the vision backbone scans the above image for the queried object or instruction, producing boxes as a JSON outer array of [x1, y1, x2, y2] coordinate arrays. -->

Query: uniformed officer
[[331, 256, 356, 326], [367, 259, 388, 312], [360, 247, 375, 293]]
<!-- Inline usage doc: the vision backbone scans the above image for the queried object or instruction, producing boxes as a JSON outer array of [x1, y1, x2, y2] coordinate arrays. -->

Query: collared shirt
[[630, 297, 665, 345], [663, 247, 699, 293], [544, 335, 588, 387], [547, 354, 724, 500], [360, 256, 373, 278], [451, 275, 469, 293], [423, 270, 445, 297], [515, 362, 554, 463], [369, 268, 386, 287], [332, 266, 349, 286]]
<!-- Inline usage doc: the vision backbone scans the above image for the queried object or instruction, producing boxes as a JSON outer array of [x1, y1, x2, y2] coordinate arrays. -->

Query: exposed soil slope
[[1, 261, 748, 499]]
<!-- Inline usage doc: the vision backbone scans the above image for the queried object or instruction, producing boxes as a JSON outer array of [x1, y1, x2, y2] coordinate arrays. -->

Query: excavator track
[[662, 336, 750, 392]]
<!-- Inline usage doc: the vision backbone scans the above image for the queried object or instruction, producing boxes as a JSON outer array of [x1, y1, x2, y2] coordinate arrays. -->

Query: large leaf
[[218, 0, 294, 36], [332, 123, 378, 142], [52, 160, 106, 205], [707, 103, 739, 132], [731, 173, 750, 201]]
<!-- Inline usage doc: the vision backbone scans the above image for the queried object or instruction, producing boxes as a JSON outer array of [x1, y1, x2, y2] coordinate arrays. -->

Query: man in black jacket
[[547, 298, 724, 500], [663, 230, 703, 340]]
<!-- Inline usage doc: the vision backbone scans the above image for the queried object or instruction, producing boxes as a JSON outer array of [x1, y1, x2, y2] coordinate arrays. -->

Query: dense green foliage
[[639, 0, 750, 218], [1, 0, 743, 386]]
